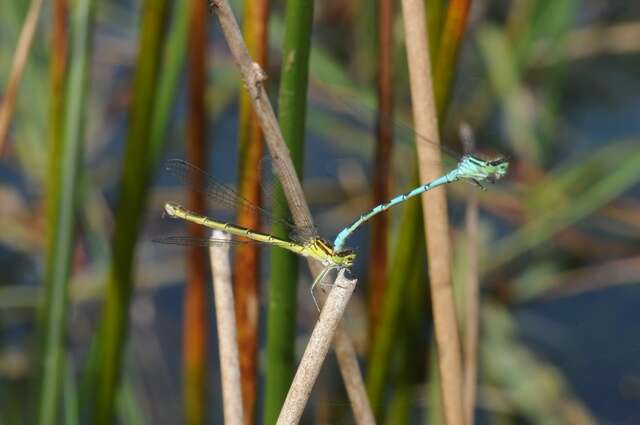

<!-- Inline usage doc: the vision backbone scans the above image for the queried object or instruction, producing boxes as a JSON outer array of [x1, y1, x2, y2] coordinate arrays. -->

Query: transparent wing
[[165, 159, 314, 235], [308, 86, 463, 160], [288, 225, 320, 245], [153, 235, 254, 247]]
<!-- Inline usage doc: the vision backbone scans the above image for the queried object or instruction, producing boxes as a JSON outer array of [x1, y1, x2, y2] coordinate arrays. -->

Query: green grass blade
[[38, 0, 95, 422], [383, 241, 427, 425], [148, 0, 189, 165], [477, 25, 542, 163], [91, 1, 170, 423], [434, 0, 472, 118], [263, 0, 314, 423], [63, 357, 79, 425], [116, 379, 147, 425], [366, 195, 424, 420]]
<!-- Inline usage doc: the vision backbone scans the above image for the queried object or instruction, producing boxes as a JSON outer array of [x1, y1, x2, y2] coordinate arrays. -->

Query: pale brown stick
[[0, 0, 45, 151], [307, 264, 374, 425], [208, 0, 312, 227], [334, 326, 376, 425], [276, 270, 357, 425], [399, 0, 465, 424], [461, 125, 479, 425], [209, 1, 372, 421], [209, 231, 244, 425]]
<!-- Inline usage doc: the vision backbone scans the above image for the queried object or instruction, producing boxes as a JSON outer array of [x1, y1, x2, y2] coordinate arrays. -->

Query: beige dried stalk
[[209, 231, 244, 425], [399, 0, 466, 423]]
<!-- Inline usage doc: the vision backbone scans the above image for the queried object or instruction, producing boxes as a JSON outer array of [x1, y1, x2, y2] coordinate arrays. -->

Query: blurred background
[[1, 0, 639, 424]]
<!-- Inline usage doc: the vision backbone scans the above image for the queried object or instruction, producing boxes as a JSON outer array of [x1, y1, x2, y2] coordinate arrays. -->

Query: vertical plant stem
[[463, 175, 479, 425], [0, 0, 44, 150], [92, 2, 169, 423], [45, 0, 67, 290], [367, 0, 472, 417], [263, 0, 313, 423], [184, 0, 209, 424], [148, 0, 189, 164], [47, 0, 68, 223], [38, 0, 93, 422], [235, 0, 269, 422], [210, 231, 245, 425], [426, 0, 446, 58], [400, 0, 465, 424], [333, 327, 376, 425], [384, 258, 426, 425], [63, 357, 80, 425], [369, 0, 395, 343], [434, 0, 472, 118], [366, 195, 423, 420]]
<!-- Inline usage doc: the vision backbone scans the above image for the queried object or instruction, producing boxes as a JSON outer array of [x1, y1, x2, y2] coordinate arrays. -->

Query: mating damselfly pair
[[156, 130, 509, 307]]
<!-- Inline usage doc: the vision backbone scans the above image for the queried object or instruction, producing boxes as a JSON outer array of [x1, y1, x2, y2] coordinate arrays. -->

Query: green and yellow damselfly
[[156, 159, 355, 307]]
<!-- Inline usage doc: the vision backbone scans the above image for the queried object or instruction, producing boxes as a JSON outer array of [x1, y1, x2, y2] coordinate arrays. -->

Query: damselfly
[[332, 133, 509, 251], [155, 159, 355, 308], [307, 89, 510, 251]]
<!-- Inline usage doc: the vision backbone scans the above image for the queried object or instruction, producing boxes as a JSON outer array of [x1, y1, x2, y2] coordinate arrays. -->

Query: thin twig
[[461, 124, 479, 425], [399, 0, 466, 424], [209, 230, 244, 425], [334, 327, 376, 425], [0, 0, 45, 151], [276, 270, 357, 425], [208, 0, 311, 227], [209, 1, 372, 421]]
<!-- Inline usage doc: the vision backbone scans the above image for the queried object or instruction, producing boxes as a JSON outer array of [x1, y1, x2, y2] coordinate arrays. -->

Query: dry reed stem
[[208, 0, 312, 226], [209, 1, 372, 421], [276, 270, 357, 425], [399, 0, 465, 424], [0, 0, 45, 151], [462, 126, 479, 425], [334, 326, 376, 425], [209, 231, 244, 425]]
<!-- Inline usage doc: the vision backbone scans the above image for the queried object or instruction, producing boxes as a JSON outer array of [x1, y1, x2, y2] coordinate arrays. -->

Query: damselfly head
[[335, 249, 356, 267], [487, 156, 509, 182], [458, 155, 509, 184]]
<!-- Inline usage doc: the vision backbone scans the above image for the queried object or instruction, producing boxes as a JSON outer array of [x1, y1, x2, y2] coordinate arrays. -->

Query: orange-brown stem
[[233, 0, 269, 423], [369, 0, 395, 344], [184, 0, 209, 424]]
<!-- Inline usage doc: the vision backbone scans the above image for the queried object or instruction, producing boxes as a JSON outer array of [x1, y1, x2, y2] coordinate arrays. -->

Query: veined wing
[[308, 85, 463, 160], [154, 235, 265, 247], [164, 159, 319, 241]]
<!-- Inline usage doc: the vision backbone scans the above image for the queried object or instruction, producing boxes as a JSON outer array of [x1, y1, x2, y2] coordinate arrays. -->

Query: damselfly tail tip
[[164, 202, 181, 218]]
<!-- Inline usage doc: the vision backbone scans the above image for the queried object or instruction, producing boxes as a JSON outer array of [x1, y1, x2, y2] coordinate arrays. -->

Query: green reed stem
[[91, 2, 169, 423], [39, 0, 94, 423], [264, 0, 314, 423]]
